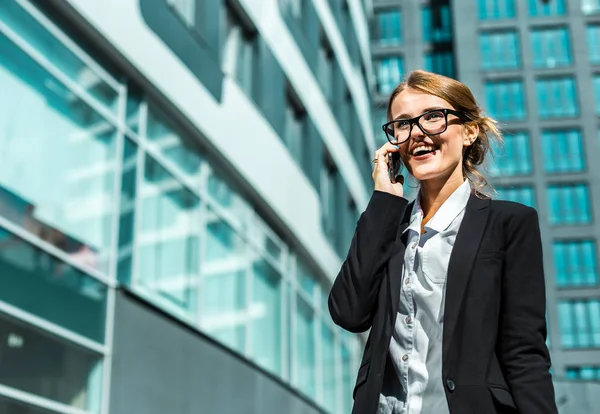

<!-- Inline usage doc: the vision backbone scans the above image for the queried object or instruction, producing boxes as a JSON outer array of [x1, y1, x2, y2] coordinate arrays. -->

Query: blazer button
[[446, 379, 455, 392]]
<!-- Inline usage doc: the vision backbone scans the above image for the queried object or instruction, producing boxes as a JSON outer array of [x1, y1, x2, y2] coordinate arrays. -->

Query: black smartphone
[[387, 151, 403, 184]]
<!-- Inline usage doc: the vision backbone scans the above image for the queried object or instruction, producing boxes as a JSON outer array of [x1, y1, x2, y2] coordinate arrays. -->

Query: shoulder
[[488, 199, 540, 231]]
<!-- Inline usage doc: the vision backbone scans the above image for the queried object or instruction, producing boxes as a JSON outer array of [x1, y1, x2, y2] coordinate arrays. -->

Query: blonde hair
[[386, 70, 502, 196]]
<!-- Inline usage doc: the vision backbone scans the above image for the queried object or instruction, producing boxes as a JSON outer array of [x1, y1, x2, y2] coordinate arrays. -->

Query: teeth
[[412, 145, 435, 156]]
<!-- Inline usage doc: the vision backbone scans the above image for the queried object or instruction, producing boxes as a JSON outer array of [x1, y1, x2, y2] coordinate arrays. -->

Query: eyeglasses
[[382, 108, 467, 145]]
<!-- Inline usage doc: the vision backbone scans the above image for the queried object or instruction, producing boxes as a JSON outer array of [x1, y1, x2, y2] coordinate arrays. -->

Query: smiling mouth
[[411, 145, 438, 157]]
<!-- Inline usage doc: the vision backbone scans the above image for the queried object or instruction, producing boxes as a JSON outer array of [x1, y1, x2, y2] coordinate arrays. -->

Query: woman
[[328, 70, 557, 414]]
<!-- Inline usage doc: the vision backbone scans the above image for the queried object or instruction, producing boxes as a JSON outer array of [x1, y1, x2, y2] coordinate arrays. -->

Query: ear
[[463, 122, 479, 147]]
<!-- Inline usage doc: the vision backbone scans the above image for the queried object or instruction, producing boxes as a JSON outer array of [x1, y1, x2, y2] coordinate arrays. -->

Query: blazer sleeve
[[498, 206, 558, 414], [328, 191, 408, 333]]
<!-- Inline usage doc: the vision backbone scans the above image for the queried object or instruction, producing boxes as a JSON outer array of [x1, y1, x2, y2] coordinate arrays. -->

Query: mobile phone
[[387, 151, 403, 184]]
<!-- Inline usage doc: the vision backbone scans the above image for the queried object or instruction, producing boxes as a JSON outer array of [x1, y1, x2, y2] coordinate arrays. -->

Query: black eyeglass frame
[[381, 108, 468, 145]]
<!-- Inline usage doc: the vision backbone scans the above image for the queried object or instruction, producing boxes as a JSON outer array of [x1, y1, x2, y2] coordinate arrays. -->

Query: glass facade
[[375, 9, 401, 45], [536, 77, 578, 118], [484, 80, 527, 120], [566, 366, 600, 380], [553, 240, 598, 288], [489, 132, 532, 176], [480, 31, 520, 70], [424, 51, 454, 78], [557, 299, 600, 349], [528, 0, 566, 16], [0, 1, 364, 412], [422, 5, 452, 43], [478, 0, 516, 20], [547, 184, 592, 225], [495, 186, 536, 208], [376, 56, 403, 95], [541, 130, 585, 173], [531, 28, 571, 68], [583, 0, 600, 15], [586, 25, 600, 64]]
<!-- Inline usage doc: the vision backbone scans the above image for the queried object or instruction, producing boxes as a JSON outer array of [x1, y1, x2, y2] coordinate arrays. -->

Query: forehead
[[390, 89, 453, 119]]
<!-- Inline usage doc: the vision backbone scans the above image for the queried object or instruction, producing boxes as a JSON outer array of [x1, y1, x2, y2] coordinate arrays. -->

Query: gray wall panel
[[110, 290, 325, 414]]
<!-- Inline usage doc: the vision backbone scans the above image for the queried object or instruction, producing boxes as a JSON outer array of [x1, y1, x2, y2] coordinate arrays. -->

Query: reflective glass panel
[[200, 210, 247, 351], [478, 0, 516, 20], [250, 257, 282, 375], [529, 0, 566, 16], [0, 395, 56, 414], [480, 31, 520, 70], [583, 0, 600, 14], [542, 130, 585, 173], [0, 227, 107, 342], [0, 1, 118, 110], [531, 28, 571, 68], [0, 313, 103, 412], [587, 25, 600, 63], [547, 184, 591, 225], [0, 31, 118, 274], [489, 132, 531, 176], [484, 80, 526, 120], [495, 186, 535, 208], [322, 321, 337, 412], [376, 57, 403, 95], [553, 240, 598, 287], [536, 78, 578, 118], [375, 10, 401, 45], [295, 295, 316, 398], [136, 155, 201, 318], [146, 103, 204, 186]]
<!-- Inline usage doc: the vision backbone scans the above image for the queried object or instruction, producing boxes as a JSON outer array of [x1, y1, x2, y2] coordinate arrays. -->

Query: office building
[[0, 0, 376, 413], [371, 0, 600, 411]]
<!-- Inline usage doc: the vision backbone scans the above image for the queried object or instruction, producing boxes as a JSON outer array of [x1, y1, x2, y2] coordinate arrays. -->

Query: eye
[[423, 111, 444, 121], [395, 120, 410, 129]]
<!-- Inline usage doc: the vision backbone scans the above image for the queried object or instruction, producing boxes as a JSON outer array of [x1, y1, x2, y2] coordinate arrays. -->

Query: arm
[[498, 207, 557, 414], [328, 191, 408, 333]]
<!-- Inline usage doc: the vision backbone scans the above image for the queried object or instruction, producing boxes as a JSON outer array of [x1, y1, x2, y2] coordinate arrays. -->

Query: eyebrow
[[393, 106, 448, 121]]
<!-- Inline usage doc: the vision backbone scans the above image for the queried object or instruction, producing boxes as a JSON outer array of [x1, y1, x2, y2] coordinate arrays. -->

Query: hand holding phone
[[387, 151, 404, 185]]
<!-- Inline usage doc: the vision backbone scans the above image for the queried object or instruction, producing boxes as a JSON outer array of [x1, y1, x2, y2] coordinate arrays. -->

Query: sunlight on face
[[390, 88, 474, 184]]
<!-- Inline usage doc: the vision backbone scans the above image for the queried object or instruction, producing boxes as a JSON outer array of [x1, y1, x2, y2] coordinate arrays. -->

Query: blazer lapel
[[386, 202, 413, 333], [442, 194, 491, 368]]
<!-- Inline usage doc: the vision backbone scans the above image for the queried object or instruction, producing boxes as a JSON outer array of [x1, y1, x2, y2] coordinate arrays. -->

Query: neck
[[419, 168, 465, 218]]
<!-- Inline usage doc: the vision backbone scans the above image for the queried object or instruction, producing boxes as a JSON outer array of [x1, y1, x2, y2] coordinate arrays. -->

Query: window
[[536, 77, 578, 118], [376, 57, 403, 95], [167, 0, 195, 27], [478, 0, 516, 20], [422, 5, 452, 43], [322, 321, 338, 412], [566, 366, 600, 380], [0, 313, 103, 412], [317, 38, 334, 103], [495, 186, 535, 208], [582, 0, 600, 14], [529, 0, 566, 16], [553, 240, 598, 287], [425, 51, 455, 78], [531, 28, 571, 68], [480, 31, 520, 70], [375, 9, 401, 45], [594, 76, 600, 114], [558, 299, 600, 348], [542, 130, 585, 173], [547, 184, 592, 225], [587, 25, 600, 64], [489, 132, 532, 176], [284, 91, 307, 165], [485, 80, 527, 120], [222, 8, 258, 97]]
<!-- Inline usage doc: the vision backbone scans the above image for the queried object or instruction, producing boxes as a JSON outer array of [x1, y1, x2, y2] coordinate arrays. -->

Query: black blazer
[[329, 191, 557, 414]]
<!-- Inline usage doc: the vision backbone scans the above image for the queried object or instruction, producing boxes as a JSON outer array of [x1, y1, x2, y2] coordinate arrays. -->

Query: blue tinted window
[[485, 80, 526, 120], [566, 366, 600, 380], [375, 10, 401, 45], [489, 132, 532, 176], [587, 25, 600, 63], [553, 240, 598, 287], [422, 5, 452, 42], [480, 31, 520, 70], [594, 76, 600, 114], [583, 0, 600, 15], [536, 77, 578, 118], [479, 0, 516, 20], [558, 300, 600, 348], [531, 28, 571, 68], [424, 51, 454, 78], [542, 130, 585, 173], [495, 186, 535, 207], [547, 184, 591, 225], [376, 57, 403, 94], [529, 0, 566, 16]]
